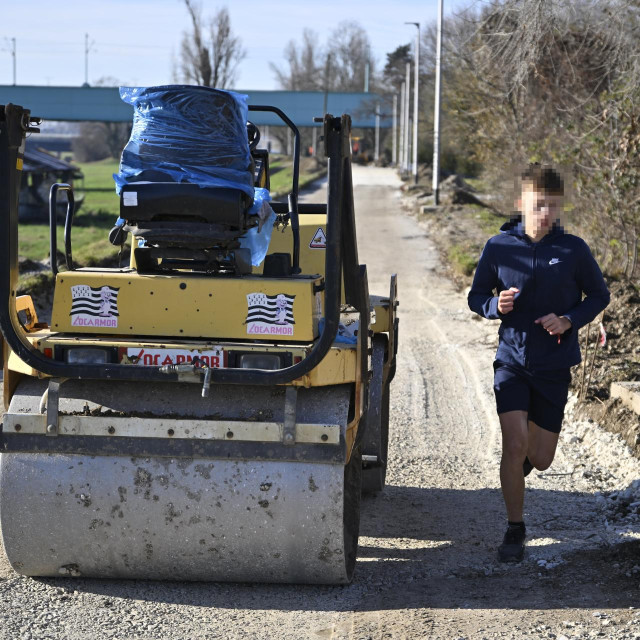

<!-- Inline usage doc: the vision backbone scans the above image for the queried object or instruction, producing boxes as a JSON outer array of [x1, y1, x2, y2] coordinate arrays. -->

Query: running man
[[468, 164, 610, 562]]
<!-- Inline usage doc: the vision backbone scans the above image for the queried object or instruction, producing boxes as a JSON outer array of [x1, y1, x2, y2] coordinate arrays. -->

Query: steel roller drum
[[0, 379, 360, 583]]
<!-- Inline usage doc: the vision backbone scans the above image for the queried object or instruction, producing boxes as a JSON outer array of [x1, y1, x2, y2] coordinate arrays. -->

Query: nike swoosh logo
[[549, 258, 561, 265]]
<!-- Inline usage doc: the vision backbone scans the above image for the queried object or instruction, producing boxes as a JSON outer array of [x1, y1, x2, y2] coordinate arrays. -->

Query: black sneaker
[[523, 457, 534, 477], [498, 524, 526, 563]]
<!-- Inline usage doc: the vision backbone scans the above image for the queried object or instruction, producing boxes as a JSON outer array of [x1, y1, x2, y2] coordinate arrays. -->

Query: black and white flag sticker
[[246, 292, 295, 336], [70, 284, 120, 328]]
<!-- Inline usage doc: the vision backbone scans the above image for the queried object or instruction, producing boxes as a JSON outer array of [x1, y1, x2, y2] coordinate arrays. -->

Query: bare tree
[[270, 29, 323, 91], [73, 77, 131, 161], [271, 21, 376, 93], [328, 21, 375, 92], [179, 2, 246, 89], [269, 22, 376, 156]]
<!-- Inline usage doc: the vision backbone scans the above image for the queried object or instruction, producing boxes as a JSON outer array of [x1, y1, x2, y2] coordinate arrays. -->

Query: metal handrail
[[248, 105, 301, 274]]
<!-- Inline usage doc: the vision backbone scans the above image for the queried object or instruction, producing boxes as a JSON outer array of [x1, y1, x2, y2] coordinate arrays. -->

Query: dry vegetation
[[392, 0, 640, 448], [435, 0, 640, 281]]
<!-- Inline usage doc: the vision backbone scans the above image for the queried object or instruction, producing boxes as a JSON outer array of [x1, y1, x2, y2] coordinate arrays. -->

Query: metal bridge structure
[[0, 85, 391, 128]]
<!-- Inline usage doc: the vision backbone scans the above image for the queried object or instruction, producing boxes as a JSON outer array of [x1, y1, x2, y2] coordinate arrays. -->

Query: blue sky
[[1, 0, 476, 90]]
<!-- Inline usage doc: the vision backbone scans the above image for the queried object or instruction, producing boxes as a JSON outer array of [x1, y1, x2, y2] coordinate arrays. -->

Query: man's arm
[[562, 240, 610, 331], [468, 241, 501, 319]]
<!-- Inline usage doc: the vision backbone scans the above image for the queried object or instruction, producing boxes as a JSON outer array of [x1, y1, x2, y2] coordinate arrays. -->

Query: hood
[[499, 214, 523, 234], [499, 213, 565, 240]]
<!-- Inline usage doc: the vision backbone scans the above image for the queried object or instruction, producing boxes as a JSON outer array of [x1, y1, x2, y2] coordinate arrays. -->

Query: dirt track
[[1, 166, 640, 639]]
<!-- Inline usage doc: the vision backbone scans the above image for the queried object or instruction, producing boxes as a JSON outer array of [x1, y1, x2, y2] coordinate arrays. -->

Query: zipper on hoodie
[[525, 243, 537, 368]]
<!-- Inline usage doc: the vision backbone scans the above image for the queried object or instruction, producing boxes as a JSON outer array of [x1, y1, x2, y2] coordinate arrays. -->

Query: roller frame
[[0, 103, 381, 585]]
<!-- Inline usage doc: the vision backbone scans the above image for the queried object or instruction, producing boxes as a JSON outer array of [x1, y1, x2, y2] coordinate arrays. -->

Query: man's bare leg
[[499, 410, 529, 522], [527, 420, 560, 471]]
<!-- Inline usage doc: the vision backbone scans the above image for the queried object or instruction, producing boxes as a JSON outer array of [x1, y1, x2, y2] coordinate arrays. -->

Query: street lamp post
[[374, 103, 380, 162], [392, 94, 398, 166], [404, 62, 411, 173], [406, 22, 420, 184], [399, 82, 405, 173], [432, 0, 444, 205]]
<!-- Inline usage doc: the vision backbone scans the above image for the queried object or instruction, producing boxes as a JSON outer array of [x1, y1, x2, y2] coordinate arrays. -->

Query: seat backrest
[[116, 85, 254, 198]]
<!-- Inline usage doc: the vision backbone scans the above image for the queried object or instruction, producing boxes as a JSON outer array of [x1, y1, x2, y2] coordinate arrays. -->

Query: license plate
[[121, 347, 226, 368]]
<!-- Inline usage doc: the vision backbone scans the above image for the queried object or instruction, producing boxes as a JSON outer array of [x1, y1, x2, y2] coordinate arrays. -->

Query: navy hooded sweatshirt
[[468, 217, 610, 370]]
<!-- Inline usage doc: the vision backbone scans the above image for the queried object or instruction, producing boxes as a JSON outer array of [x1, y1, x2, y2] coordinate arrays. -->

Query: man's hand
[[498, 287, 519, 314], [534, 313, 572, 336]]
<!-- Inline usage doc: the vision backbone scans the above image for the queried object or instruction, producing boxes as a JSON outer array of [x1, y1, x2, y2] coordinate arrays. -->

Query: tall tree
[[179, 2, 246, 89], [271, 21, 375, 93], [270, 29, 323, 91], [382, 44, 412, 93], [328, 21, 375, 92]]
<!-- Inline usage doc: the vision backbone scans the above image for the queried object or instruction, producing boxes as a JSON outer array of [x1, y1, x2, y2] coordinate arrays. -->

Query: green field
[[17, 155, 326, 274], [18, 158, 121, 276], [268, 156, 326, 196]]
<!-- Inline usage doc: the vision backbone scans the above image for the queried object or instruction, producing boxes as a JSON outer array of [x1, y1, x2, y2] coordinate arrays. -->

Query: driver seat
[[113, 85, 259, 274]]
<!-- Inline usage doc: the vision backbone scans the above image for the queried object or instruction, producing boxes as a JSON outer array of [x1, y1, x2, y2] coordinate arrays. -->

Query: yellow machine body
[[50, 270, 323, 341], [254, 214, 327, 277], [7, 326, 359, 389]]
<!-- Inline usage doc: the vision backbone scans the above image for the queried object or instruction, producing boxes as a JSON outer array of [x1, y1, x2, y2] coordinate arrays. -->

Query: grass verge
[[269, 155, 326, 197], [447, 243, 479, 278]]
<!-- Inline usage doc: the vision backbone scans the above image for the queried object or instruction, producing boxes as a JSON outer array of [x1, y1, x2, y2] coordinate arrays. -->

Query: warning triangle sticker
[[309, 227, 327, 249]]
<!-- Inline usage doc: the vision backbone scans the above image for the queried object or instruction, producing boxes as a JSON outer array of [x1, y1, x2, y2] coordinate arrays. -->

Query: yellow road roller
[[0, 87, 397, 584]]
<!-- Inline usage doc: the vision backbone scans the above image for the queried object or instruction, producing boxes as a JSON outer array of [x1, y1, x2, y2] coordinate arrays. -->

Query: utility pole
[[399, 82, 405, 173], [432, 0, 444, 205], [364, 45, 370, 92], [11, 38, 16, 86], [408, 117, 413, 173], [322, 53, 333, 119], [404, 62, 411, 174], [4, 38, 16, 85], [84, 33, 95, 86], [374, 103, 380, 162], [406, 22, 420, 184], [392, 94, 398, 166]]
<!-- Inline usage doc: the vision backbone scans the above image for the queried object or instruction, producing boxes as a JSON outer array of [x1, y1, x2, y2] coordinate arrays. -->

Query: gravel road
[[1, 166, 640, 639]]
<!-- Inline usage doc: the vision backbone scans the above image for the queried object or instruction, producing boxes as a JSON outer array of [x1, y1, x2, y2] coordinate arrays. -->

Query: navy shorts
[[493, 361, 571, 433]]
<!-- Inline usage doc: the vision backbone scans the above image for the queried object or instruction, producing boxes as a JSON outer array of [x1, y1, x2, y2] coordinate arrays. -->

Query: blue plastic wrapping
[[114, 85, 253, 198], [239, 192, 276, 266], [318, 318, 358, 344], [249, 187, 271, 215]]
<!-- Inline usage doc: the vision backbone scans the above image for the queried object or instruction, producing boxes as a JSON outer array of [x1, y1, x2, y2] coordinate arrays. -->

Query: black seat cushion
[[120, 182, 252, 229]]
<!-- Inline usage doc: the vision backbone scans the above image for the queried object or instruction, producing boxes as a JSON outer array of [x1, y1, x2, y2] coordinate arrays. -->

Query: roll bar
[[248, 105, 301, 274], [0, 104, 366, 386]]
